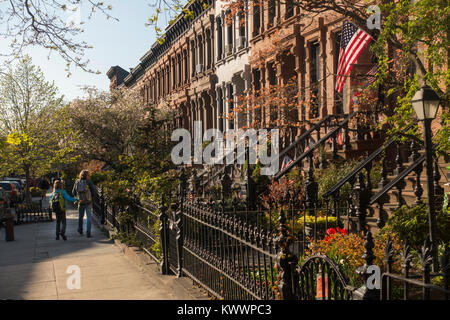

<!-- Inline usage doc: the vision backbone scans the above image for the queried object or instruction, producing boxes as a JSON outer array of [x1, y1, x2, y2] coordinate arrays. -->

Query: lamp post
[[410, 84, 440, 273]]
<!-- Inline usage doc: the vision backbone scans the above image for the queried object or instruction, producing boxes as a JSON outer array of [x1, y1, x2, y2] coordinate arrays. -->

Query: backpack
[[51, 190, 64, 213], [76, 180, 92, 205]]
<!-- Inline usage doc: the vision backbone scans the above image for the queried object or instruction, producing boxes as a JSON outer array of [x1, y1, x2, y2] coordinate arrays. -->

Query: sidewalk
[[0, 199, 207, 300]]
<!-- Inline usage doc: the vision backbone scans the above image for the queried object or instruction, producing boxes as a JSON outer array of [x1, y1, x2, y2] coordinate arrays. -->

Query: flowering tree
[[0, 56, 78, 199], [61, 86, 177, 178]]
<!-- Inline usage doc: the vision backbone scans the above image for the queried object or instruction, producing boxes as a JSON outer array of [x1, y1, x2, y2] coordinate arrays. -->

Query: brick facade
[[107, 0, 376, 135]]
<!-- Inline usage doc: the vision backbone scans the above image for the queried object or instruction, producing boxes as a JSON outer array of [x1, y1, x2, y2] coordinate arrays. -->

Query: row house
[[107, 0, 375, 137], [248, 1, 374, 129], [108, 0, 217, 136]]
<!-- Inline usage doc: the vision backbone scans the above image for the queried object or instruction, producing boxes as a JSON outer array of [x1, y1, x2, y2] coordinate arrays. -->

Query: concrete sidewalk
[[0, 204, 207, 300]]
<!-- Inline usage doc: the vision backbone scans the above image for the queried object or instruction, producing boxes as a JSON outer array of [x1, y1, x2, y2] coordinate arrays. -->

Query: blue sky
[[0, 1, 168, 102]]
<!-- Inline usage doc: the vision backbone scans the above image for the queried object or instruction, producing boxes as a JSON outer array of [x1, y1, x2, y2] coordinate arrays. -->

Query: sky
[[0, 0, 169, 102]]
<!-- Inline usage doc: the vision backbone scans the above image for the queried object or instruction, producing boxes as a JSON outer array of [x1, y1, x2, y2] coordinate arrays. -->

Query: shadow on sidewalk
[[0, 198, 113, 300]]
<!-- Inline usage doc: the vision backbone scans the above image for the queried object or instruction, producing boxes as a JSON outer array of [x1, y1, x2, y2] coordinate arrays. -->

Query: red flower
[[326, 228, 336, 235], [340, 228, 348, 235], [324, 236, 330, 242]]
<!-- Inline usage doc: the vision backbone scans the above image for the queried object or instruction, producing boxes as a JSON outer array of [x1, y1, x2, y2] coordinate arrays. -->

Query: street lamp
[[411, 84, 440, 273]]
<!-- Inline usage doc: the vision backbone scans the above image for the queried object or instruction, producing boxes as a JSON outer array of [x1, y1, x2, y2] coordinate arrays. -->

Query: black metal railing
[[15, 201, 51, 224], [174, 199, 279, 299], [323, 124, 416, 200], [133, 199, 161, 264], [93, 178, 449, 300], [274, 112, 358, 181]]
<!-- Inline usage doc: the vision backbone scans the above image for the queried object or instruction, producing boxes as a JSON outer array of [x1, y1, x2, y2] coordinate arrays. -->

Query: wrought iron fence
[[91, 176, 450, 300], [15, 201, 51, 224], [177, 200, 279, 300], [133, 198, 160, 263]]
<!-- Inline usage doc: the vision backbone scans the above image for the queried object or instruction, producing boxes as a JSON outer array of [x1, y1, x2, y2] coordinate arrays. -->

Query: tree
[[0, 0, 207, 74], [0, 56, 79, 199], [0, 0, 117, 75], [61, 87, 176, 172]]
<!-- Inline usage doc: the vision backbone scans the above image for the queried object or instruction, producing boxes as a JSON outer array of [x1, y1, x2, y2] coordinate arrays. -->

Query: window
[[228, 84, 234, 130], [191, 40, 196, 77], [198, 36, 204, 68], [268, 0, 275, 27], [268, 62, 277, 85], [285, 0, 294, 19], [217, 18, 223, 60], [218, 88, 224, 132], [184, 50, 188, 82], [206, 30, 212, 68], [162, 69, 166, 97], [166, 66, 170, 94], [226, 12, 233, 54], [268, 62, 277, 123], [253, 1, 260, 36], [334, 33, 344, 114], [238, 12, 245, 37], [172, 57, 176, 88], [178, 54, 182, 85], [310, 41, 321, 118]]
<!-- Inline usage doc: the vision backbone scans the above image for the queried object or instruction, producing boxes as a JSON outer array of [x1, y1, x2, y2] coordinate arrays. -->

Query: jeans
[[78, 204, 92, 234], [55, 211, 67, 236]]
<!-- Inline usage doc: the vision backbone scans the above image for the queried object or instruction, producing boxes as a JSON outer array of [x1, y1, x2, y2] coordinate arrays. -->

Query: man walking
[[72, 170, 96, 238]]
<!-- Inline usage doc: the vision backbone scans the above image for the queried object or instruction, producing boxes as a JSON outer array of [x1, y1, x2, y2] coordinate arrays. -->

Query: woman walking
[[50, 180, 78, 241]]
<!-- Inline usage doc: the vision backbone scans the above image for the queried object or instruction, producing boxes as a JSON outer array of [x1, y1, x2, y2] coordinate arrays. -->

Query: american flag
[[335, 21, 373, 94], [327, 128, 344, 146], [281, 155, 294, 171], [352, 64, 378, 105], [365, 64, 378, 85], [303, 137, 316, 153]]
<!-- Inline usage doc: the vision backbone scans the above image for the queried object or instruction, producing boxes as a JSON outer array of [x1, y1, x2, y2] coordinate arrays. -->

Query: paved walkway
[[0, 196, 206, 300]]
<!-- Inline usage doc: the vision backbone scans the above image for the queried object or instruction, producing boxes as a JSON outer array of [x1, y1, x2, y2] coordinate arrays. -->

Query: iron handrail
[[199, 126, 277, 187], [278, 114, 337, 160], [274, 111, 359, 181], [323, 123, 416, 199], [370, 153, 425, 204]]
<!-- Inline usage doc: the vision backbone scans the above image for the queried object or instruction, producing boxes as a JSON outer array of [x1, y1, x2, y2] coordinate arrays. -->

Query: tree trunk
[[24, 165, 32, 203]]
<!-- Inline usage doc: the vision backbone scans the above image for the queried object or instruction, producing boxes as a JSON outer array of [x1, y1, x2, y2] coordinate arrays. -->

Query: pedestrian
[[50, 180, 79, 241], [72, 170, 95, 238], [38, 177, 50, 200]]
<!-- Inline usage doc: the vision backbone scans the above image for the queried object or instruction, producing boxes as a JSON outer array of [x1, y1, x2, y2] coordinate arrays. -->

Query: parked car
[[3, 177, 25, 190], [4, 181, 24, 202], [0, 187, 10, 219], [0, 182, 20, 206]]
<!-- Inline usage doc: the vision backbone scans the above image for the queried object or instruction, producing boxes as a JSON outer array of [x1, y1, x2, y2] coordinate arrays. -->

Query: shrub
[[315, 159, 382, 203], [295, 215, 338, 234], [381, 201, 450, 248], [316, 160, 358, 203], [101, 178, 133, 207], [135, 169, 179, 205], [306, 230, 403, 287], [251, 160, 270, 195], [90, 170, 112, 185]]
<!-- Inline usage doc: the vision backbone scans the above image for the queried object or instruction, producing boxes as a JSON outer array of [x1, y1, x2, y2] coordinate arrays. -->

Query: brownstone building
[[108, 0, 377, 137]]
